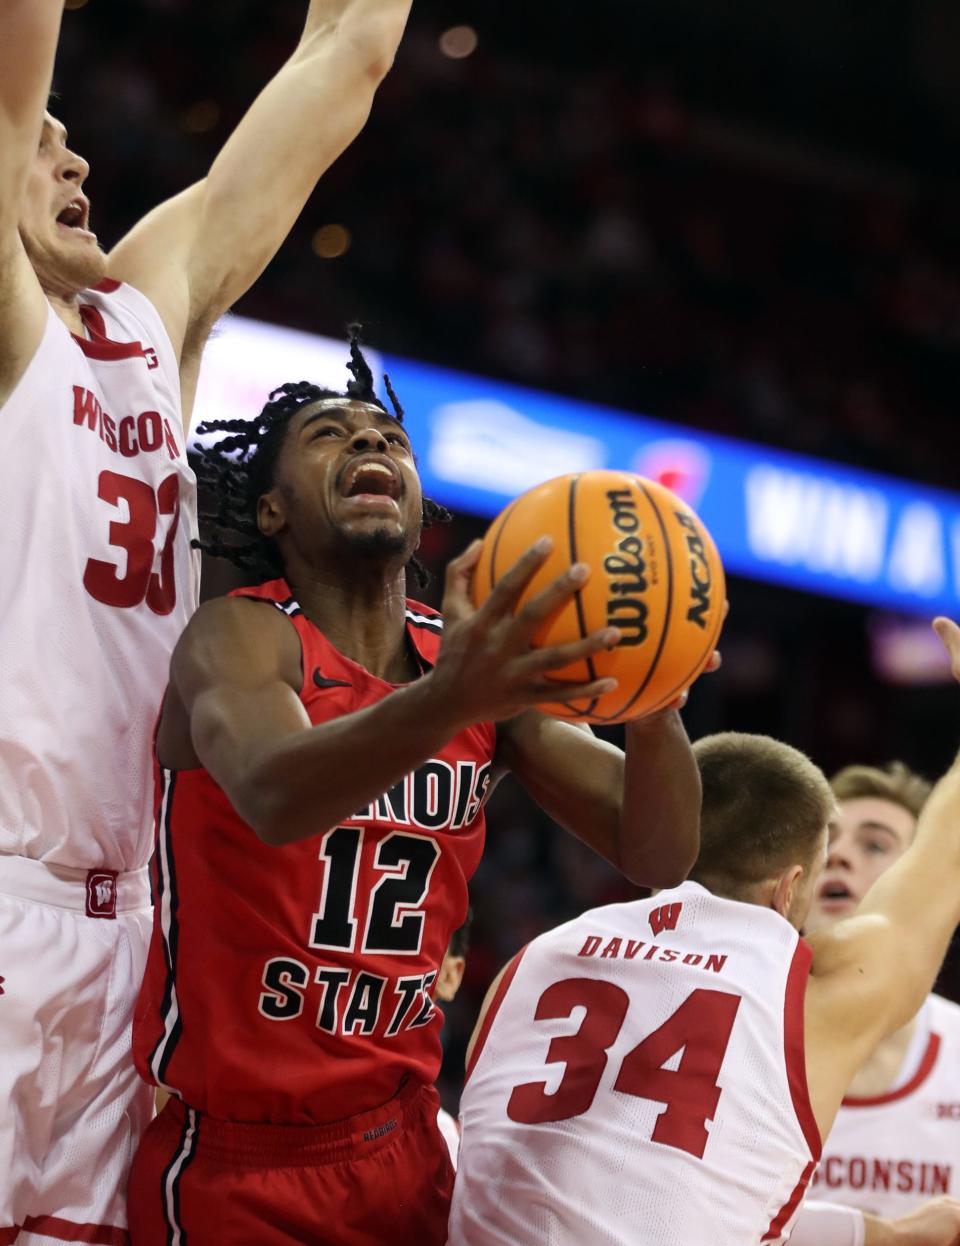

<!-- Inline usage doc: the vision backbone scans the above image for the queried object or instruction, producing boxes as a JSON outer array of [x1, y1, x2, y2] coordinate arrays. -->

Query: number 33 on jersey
[[451, 882, 823, 1246], [0, 281, 198, 871]]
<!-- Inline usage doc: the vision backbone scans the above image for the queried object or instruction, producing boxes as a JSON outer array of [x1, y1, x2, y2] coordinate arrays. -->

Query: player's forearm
[[860, 749, 960, 925], [299, 0, 413, 81], [178, 0, 410, 327], [0, 0, 64, 228], [853, 750, 960, 1028], [912, 748, 960, 864], [498, 709, 699, 887], [619, 710, 701, 887], [215, 674, 468, 846], [496, 713, 630, 876]]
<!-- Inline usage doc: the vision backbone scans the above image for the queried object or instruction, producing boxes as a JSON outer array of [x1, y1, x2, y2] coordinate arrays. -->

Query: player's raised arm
[[495, 708, 701, 887], [805, 617, 960, 1117], [107, 0, 413, 414], [0, 0, 66, 376], [0, 0, 63, 230]]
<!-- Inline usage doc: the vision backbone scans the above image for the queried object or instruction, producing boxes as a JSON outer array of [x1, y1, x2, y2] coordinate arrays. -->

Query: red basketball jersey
[[133, 578, 496, 1124]]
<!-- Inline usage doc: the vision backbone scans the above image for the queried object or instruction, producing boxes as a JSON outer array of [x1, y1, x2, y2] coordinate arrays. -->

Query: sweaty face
[[804, 796, 915, 933], [19, 113, 106, 298], [259, 399, 424, 569]]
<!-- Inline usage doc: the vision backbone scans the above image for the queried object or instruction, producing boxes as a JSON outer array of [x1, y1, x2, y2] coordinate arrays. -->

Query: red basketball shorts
[[127, 1080, 455, 1246]]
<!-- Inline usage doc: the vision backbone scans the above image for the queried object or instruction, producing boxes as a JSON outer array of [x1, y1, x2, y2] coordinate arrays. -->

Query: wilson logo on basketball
[[603, 488, 650, 646], [471, 469, 726, 723]]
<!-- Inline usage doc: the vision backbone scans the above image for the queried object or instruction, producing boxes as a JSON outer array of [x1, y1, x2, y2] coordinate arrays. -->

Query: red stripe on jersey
[[93, 278, 122, 294], [783, 937, 821, 1159], [761, 1158, 816, 1242], [842, 1029, 941, 1107], [465, 946, 528, 1083], [2, 1216, 129, 1244], [72, 303, 146, 362]]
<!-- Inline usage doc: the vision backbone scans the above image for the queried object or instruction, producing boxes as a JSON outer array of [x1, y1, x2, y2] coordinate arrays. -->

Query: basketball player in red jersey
[[1, 3, 413, 1241], [450, 618, 960, 1246], [128, 333, 710, 1244], [790, 764, 960, 1246]]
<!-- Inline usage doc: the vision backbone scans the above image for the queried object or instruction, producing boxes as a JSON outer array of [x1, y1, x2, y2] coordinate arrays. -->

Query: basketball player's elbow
[[340, 6, 409, 83], [297, 12, 403, 88], [231, 779, 302, 847]]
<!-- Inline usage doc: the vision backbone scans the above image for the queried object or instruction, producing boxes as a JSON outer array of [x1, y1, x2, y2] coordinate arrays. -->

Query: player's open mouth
[[817, 879, 855, 908], [338, 459, 402, 510], [55, 197, 95, 239]]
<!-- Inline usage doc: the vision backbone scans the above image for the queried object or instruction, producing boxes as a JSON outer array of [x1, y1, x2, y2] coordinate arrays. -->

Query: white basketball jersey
[[438, 1106, 461, 1168], [0, 281, 198, 870], [809, 993, 960, 1216], [450, 881, 821, 1246]]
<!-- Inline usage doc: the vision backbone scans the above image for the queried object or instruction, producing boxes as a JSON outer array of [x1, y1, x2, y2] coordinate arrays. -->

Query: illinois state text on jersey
[[133, 580, 496, 1124]]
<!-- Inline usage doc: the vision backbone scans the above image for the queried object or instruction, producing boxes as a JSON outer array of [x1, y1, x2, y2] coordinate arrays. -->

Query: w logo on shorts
[[86, 869, 118, 919], [649, 902, 682, 937]]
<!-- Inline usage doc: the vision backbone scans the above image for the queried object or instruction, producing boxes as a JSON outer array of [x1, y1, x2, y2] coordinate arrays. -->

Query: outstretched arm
[[0, 1, 65, 390], [107, 0, 413, 419], [806, 618, 960, 1125]]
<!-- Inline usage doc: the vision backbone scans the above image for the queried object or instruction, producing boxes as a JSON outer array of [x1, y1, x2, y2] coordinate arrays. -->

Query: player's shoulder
[[172, 588, 300, 681], [87, 276, 163, 331]]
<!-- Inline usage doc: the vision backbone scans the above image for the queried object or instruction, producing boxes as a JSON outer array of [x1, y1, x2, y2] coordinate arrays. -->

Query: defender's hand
[[865, 1196, 960, 1245], [430, 538, 620, 725]]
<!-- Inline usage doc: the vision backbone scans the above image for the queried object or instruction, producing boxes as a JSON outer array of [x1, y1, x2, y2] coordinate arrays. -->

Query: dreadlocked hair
[[191, 324, 452, 586]]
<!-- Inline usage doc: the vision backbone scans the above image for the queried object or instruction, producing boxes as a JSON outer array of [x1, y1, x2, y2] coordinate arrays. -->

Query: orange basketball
[[471, 470, 726, 723]]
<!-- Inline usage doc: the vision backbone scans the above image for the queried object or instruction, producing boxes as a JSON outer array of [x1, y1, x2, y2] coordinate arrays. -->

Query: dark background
[[52, 0, 960, 1109]]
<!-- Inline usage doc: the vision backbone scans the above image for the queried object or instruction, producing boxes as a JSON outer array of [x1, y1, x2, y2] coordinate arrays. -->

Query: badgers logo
[[604, 489, 649, 646], [649, 902, 682, 936], [674, 510, 713, 630]]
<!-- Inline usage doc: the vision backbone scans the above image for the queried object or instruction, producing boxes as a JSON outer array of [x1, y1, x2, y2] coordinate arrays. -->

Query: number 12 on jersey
[[507, 978, 741, 1159]]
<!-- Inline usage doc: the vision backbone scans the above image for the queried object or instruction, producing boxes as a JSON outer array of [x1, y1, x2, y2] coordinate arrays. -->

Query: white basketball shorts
[[0, 855, 153, 1245]]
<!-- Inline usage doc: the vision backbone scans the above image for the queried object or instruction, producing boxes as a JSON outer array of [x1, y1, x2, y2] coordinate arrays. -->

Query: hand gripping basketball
[[470, 470, 727, 723], [431, 537, 621, 725]]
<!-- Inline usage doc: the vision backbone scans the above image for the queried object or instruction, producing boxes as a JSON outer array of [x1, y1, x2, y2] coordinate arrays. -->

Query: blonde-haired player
[[449, 619, 960, 1246], [790, 763, 960, 1246], [0, 2, 412, 1240]]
